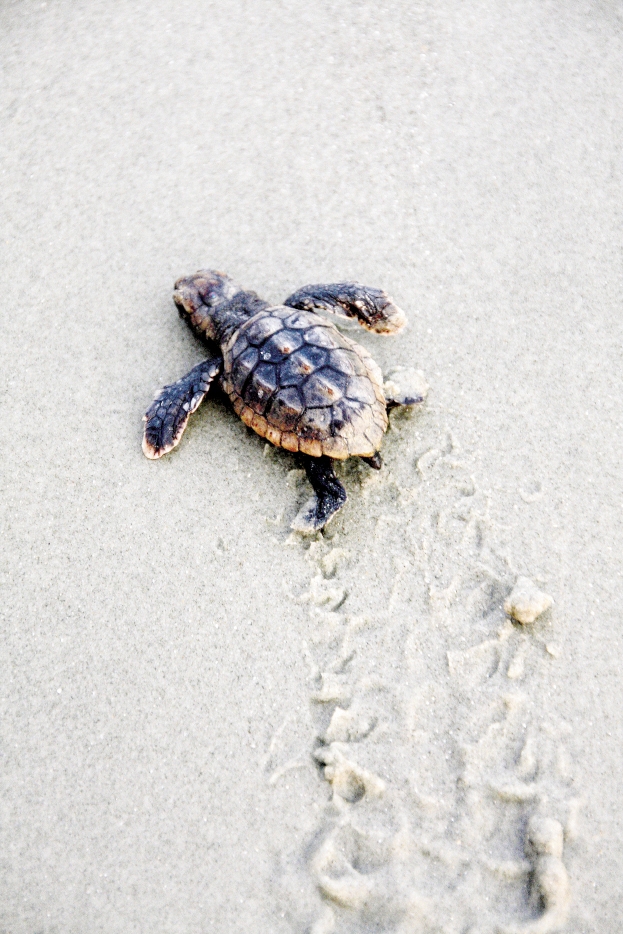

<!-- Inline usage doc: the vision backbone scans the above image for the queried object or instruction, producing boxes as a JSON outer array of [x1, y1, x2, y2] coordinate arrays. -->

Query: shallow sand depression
[[1, 1, 622, 932]]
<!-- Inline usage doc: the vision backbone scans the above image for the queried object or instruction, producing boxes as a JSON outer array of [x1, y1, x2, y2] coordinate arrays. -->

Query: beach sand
[[1, 1, 622, 931]]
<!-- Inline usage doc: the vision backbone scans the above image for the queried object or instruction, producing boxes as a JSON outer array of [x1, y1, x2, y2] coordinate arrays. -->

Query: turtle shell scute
[[365, 423, 385, 447], [231, 346, 260, 396], [283, 310, 326, 330], [322, 435, 349, 459], [279, 345, 328, 386], [245, 315, 284, 346], [267, 387, 305, 430], [301, 368, 347, 407], [345, 375, 377, 405], [245, 362, 279, 414], [230, 334, 250, 361], [298, 406, 332, 436], [259, 329, 304, 362], [303, 326, 338, 348], [327, 347, 367, 376]]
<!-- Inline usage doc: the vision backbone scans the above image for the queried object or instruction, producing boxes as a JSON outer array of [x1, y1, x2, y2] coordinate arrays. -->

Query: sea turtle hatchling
[[142, 271, 425, 531]]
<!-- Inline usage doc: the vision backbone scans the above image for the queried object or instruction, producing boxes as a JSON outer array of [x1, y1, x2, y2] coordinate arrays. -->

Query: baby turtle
[[143, 271, 424, 531]]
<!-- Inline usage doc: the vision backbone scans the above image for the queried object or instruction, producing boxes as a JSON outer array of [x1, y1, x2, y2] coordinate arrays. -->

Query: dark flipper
[[142, 357, 222, 459], [360, 452, 383, 469], [291, 456, 348, 533], [284, 282, 406, 334]]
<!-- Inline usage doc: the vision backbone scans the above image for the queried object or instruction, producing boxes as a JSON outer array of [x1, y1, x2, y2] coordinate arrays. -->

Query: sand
[[1, 1, 622, 931]]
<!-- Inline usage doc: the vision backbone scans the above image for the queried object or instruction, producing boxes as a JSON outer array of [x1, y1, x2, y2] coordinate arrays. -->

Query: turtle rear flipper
[[291, 456, 347, 533], [142, 357, 222, 459], [283, 282, 406, 334], [361, 452, 383, 469]]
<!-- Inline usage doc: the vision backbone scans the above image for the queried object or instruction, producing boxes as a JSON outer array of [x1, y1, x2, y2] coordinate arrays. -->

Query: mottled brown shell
[[220, 306, 388, 458]]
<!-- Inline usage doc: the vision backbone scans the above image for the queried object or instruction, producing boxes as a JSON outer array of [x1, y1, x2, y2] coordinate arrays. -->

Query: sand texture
[[1, 1, 622, 931]]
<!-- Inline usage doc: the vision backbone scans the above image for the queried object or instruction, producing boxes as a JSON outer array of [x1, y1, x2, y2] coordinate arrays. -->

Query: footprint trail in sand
[[267, 408, 578, 934]]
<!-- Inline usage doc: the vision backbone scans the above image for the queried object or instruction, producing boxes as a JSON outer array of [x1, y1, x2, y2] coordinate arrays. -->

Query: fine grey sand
[[1, 1, 622, 931]]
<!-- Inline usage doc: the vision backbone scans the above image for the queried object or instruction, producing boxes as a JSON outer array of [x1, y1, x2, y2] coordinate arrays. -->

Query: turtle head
[[173, 270, 241, 341]]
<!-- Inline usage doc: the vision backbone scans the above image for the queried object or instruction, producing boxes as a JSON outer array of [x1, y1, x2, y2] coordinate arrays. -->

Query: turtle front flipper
[[142, 357, 222, 459], [283, 282, 406, 334], [291, 456, 347, 533]]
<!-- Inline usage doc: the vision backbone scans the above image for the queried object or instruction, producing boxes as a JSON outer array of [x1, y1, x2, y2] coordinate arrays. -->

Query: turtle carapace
[[142, 271, 424, 532]]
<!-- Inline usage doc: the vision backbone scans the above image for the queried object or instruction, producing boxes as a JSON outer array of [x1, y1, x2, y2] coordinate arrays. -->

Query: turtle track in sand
[[265, 409, 579, 934]]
